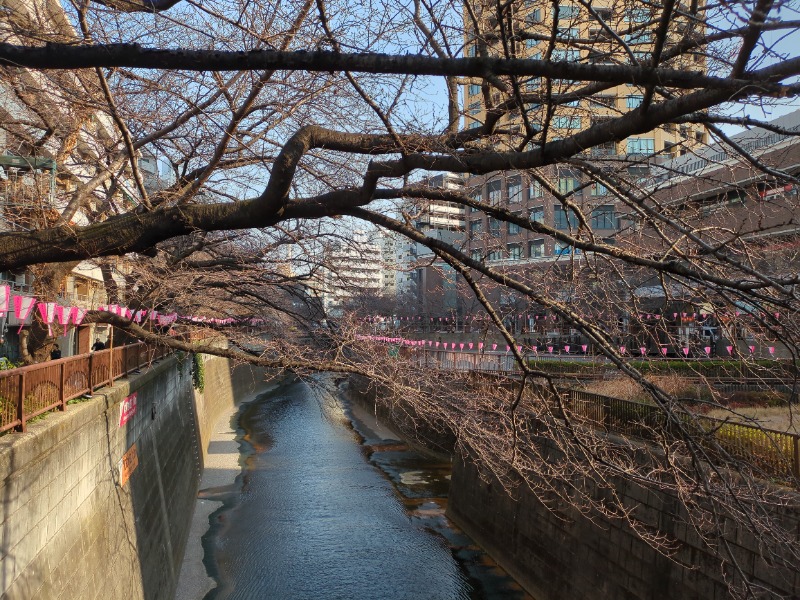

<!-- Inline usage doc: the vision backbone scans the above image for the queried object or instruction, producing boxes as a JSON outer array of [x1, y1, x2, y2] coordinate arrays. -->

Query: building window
[[489, 217, 502, 237], [508, 220, 521, 235], [626, 95, 644, 109], [471, 249, 483, 262], [591, 205, 616, 229], [525, 77, 541, 91], [552, 49, 581, 62], [469, 188, 482, 212], [557, 27, 579, 39], [526, 8, 542, 24], [469, 83, 481, 96], [632, 51, 650, 62], [508, 243, 522, 260], [507, 176, 522, 203], [487, 179, 502, 206], [553, 115, 581, 129], [469, 101, 481, 115], [530, 205, 544, 223], [529, 239, 545, 258], [470, 220, 483, 234], [487, 250, 503, 261], [557, 176, 581, 196], [528, 179, 543, 199], [591, 182, 608, 196], [554, 205, 579, 230], [553, 5, 580, 19], [627, 137, 655, 155], [466, 45, 478, 57], [554, 241, 580, 255], [627, 8, 651, 22], [467, 120, 482, 129]]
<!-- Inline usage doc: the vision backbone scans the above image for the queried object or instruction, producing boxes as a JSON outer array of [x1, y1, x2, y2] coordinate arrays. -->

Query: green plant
[[192, 353, 205, 392]]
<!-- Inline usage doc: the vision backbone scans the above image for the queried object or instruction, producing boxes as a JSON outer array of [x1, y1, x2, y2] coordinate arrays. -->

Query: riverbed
[[197, 374, 530, 600]]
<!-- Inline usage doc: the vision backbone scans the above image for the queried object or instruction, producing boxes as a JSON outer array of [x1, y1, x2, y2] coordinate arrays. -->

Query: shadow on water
[[201, 374, 533, 600]]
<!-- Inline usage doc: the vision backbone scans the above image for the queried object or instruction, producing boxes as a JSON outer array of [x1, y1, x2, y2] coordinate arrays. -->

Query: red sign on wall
[[118, 444, 138, 486], [118, 392, 138, 427]]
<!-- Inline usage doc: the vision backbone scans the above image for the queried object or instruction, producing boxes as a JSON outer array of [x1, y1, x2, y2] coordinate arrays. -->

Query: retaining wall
[[447, 444, 800, 600], [0, 353, 266, 600]]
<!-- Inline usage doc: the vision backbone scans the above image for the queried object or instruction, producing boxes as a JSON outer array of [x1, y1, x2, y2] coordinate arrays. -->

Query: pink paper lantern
[[682, 348, 689, 356], [704, 346, 711, 355], [492, 344, 497, 351], [547, 346, 553, 353], [468, 342, 474, 350], [581, 345, 587, 353], [478, 342, 484, 350], [459, 343, 464, 351], [640, 347, 646, 355], [0, 285, 8, 315], [619, 346, 626, 355], [661, 348, 668, 355], [564, 345, 570, 353], [726, 345, 733, 355], [769, 346, 775, 355], [749, 345, 755, 353]]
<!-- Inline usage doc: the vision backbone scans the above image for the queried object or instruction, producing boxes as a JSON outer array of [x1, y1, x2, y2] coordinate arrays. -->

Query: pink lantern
[[547, 346, 553, 353], [532, 346, 538, 353], [70, 307, 87, 327], [619, 346, 626, 354], [704, 347, 711, 355], [726, 345, 733, 355], [748, 345, 755, 353], [13, 296, 36, 334], [478, 342, 484, 350], [459, 343, 464, 351], [506, 345, 510, 352], [451, 343, 456, 349], [661, 347, 668, 355], [427, 341, 432, 347], [0, 285, 8, 315], [673, 313, 678, 319], [435, 341, 440, 348], [468, 342, 474, 350], [564, 345, 570, 353], [37, 302, 56, 336], [517, 345, 523, 353], [640, 347, 646, 355], [54, 305, 71, 336], [581, 344, 587, 353], [769, 346, 775, 355], [682, 348, 689, 356], [492, 344, 497, 351]]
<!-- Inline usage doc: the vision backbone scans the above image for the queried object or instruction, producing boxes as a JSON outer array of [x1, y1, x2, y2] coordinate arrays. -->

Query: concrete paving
[[173, 390, 260, 600]]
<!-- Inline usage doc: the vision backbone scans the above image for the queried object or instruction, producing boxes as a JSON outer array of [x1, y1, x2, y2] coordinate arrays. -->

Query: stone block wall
[[0, 353, 265, 600], [447, 445, 800, 600]]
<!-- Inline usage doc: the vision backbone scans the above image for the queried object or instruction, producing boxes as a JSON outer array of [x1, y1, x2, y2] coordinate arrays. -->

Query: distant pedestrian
[[50, 344, 61, 360], [91, 339, 105, 351]]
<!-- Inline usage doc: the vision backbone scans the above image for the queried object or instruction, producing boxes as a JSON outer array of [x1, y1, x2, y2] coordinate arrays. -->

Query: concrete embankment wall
[[447, 443, 800, 600], [0, 353, 266, 600]]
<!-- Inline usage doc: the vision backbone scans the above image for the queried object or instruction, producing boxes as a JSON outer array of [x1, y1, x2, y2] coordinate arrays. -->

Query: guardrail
[[568, 390, 800, 482], [0, 342, 172, 434]]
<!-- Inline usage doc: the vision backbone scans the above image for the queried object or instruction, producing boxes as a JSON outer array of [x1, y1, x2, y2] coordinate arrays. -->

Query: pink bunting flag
[[37, 302, 56, 337], [564, 345, 570, 353], [748, 345, 755, 353], [726, 345, 733, 355], [769, 346, 775, 355], [581, 344, 587, 353], [0, 285, 8, 315], [54, 305, 70, 336], [704, 346, 711, 355], [661, 347, 668, 355], [492, 344, 497, 351], [640, 347, 646, 355], [682, 348, 689, 356]]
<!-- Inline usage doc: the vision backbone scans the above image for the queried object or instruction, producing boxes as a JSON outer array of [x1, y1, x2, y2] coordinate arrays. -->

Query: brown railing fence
[[0, 342, 172, 434]]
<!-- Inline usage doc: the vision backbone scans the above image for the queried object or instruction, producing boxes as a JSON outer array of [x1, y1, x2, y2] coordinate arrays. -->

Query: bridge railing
[[0, 342, 172, 434]]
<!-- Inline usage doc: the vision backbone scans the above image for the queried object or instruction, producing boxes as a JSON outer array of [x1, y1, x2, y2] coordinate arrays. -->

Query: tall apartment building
[[462, 0, 706, 266], [395, 173, 466, 297]]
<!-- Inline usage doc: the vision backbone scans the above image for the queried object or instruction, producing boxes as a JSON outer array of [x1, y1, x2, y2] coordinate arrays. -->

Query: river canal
[[200, 374, 531, 600]]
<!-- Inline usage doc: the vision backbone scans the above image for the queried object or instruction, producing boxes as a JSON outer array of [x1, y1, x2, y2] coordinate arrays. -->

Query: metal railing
[[412, 349, 800, 483], [0, 342, 172, 434], [568, 390, 800, 482]]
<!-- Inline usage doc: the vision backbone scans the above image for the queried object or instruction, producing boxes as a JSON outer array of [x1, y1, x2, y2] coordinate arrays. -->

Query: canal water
[[201, 374, 531, 600]]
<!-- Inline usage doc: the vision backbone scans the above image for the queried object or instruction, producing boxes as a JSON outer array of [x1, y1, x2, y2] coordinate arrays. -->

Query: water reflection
[[203, 376, 530, 600]]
